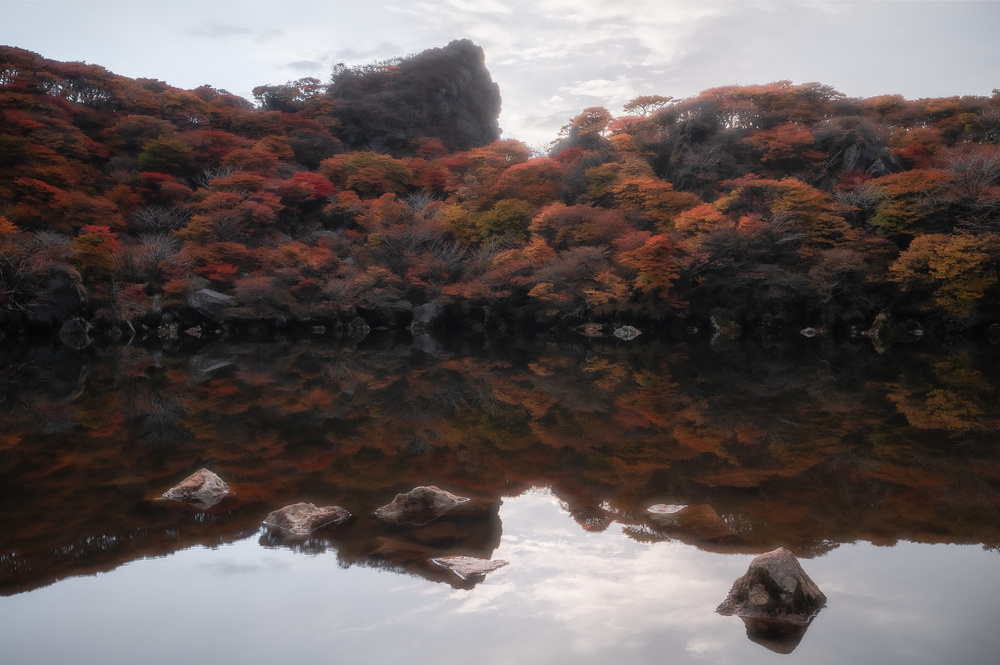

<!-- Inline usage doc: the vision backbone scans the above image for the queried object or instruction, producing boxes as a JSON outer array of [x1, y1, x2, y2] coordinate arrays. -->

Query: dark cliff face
[[328, 39, 502, 154]]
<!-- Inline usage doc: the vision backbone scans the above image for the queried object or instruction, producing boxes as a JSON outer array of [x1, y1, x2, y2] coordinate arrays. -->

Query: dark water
[[1, 333, 999, 663]]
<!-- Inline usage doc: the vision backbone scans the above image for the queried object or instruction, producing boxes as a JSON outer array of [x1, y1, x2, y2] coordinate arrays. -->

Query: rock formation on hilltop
[[328, 39, 502, 154]]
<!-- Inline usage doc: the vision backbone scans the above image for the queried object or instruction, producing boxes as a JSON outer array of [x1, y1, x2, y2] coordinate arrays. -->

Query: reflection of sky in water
[[2, 489, 998, 665]]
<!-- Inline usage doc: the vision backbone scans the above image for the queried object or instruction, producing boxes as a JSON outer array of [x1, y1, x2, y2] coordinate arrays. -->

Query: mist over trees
[[1, 40, 999, 342]]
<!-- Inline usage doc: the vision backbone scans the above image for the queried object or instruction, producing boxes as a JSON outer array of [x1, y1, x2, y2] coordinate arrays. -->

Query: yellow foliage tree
[[888, 232, 998, 317]]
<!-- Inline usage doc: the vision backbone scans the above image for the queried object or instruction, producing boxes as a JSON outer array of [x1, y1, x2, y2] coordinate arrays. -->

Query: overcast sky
[[2, 1, 998, 147]]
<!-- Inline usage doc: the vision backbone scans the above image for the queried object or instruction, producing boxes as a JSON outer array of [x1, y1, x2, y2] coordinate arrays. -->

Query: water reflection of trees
[[2, 337, 1000, 594]]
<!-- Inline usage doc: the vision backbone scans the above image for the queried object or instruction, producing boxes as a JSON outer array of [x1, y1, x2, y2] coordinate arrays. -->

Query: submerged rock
[[430, 556, 507, 581], [263, 502, 352, 539], [717, 547, 826, 621], [59, 317, 94, 350], [162, 468, 230, 508], [576, 322, 607, 338], [647, 503, 737, 543], [373, 485, 471, 526]]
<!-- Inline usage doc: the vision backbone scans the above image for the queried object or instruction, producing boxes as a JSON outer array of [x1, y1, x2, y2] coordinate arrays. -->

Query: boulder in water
[[373, 485, 471, 526], [263, 502, 352, 539], [717, 547, 826, 621], [162, 468, 230, 508]]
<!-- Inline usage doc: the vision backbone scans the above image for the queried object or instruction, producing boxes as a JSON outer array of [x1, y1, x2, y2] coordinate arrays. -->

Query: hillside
[[1, 42, 999, 344]]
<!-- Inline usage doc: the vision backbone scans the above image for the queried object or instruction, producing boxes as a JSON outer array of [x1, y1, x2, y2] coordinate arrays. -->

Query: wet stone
[[162, 468, 230, 508], [263, 503, 352, 539], [373, 486, 470, 526], [717, 547, 826, 621]]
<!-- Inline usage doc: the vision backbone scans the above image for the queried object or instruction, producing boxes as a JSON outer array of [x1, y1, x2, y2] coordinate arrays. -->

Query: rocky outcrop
[[263, 503, 352, 539], [187, 289, 237, 321], [839, 140, 902, 178], [162, 468, 230, 508], [717, 547, 826, 621], [27, 265, 87, 326], [373, 485, 471, 526], [328, 39, 501, 154]]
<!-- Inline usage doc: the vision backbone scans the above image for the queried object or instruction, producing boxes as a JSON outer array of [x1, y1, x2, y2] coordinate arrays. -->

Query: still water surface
[[1, 334, 998, 663]]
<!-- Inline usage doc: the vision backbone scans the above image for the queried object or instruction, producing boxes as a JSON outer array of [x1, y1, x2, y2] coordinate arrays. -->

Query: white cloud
[[437, 489, 741, 656], [561, 76, 643, 102]]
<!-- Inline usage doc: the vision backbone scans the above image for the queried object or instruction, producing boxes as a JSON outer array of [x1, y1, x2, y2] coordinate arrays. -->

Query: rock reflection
[[258, 489, 504, 589], [2, 337, 1000, 596], [740, 616, 812, 654]]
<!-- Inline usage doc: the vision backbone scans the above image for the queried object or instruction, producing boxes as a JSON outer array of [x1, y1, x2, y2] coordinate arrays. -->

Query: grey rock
[[162, 468, 230, 508], [613, 325, 641, 341], [347, 316, 370, 341], [717, 547, 826, 621], [189, 344, 237, 374], [263, 502, 352, 539], [410, 302, 444, 334], [374, 485, 471, 526], [412, 333, 443, 354], [188, 289, 238, 321]]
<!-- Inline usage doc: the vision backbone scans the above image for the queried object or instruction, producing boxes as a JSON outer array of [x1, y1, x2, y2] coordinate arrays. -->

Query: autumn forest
[[2, 39, 1000, 343]]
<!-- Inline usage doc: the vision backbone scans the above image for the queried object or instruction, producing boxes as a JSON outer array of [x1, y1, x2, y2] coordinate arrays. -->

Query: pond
[[1, 332, 998, 664]]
